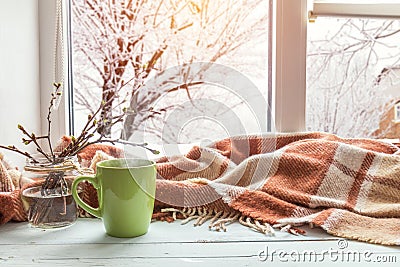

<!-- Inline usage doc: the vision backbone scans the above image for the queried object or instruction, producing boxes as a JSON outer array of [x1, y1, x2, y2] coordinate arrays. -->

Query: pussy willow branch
[[0, 145, 39, 163], [1, 79, 157, 164], [47, 83, 63, 161], [18, 125, 51, 162], [58, 78, 146, 158], [0, 83, 65, 164], [58, 96, 159, 157], [59, 110, 158, 157], [14, 83, 63, 163], [58, 97, 118, 158], [70, 138, 160, 157], [74, 93, 117, 144]]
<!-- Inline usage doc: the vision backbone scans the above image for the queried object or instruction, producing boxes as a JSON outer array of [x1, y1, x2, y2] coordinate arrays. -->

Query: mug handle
[[72, 175, 102, 218]]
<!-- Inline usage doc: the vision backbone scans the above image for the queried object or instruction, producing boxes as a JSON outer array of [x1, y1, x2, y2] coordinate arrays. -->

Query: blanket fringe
[[160, 207, 275, 236], [239, 216, 275, 236], [273, 223, 307, 235]]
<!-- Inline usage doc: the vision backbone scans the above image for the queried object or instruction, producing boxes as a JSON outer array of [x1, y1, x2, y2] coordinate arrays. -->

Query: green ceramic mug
[[72, 158, 156, 238]]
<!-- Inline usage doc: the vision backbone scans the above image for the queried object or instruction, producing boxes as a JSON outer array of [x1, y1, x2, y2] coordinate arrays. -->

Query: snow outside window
[[67, 0, 400, 141], [307, 0, 400, 138], [69, 0, 271, 146]]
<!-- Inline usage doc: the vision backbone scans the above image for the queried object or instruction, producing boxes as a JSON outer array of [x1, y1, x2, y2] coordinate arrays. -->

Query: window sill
[[1, 218, 399, 265]]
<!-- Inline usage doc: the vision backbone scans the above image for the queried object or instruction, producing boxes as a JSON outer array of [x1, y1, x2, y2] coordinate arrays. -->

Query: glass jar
[[21, 155, 82, 228]]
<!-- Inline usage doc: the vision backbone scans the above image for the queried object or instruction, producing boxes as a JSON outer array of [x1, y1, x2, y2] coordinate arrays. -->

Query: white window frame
[[39, 0, 71, 143], [273, 0, 308, 132], [310, 0, 400, 20], [37, 0, 400, 137]]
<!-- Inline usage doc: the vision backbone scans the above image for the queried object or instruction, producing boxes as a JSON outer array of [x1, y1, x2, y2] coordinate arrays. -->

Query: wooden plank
[[1, 241, 399, 267], [0, 257, 259, 267], [1, 219, 399, 267], [0, 219, 336, 245]]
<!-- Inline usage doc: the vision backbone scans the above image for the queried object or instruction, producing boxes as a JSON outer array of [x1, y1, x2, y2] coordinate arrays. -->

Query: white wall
[[0, 0, 41, 167]]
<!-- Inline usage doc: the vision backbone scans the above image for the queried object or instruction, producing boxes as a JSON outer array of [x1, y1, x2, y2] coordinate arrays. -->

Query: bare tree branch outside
[[307, 18, 400, 138], [73, 1, 400, 141], [71, 0, 269, 144]]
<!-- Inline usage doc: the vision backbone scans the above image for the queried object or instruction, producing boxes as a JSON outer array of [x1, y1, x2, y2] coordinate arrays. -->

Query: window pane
[[70, 0, 270, 144], [306, 17, 400, 138]]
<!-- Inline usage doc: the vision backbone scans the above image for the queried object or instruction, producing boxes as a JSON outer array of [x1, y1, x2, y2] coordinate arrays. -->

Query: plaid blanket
[[1, 132, 400, 245], [153, 132, 400, 246]]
